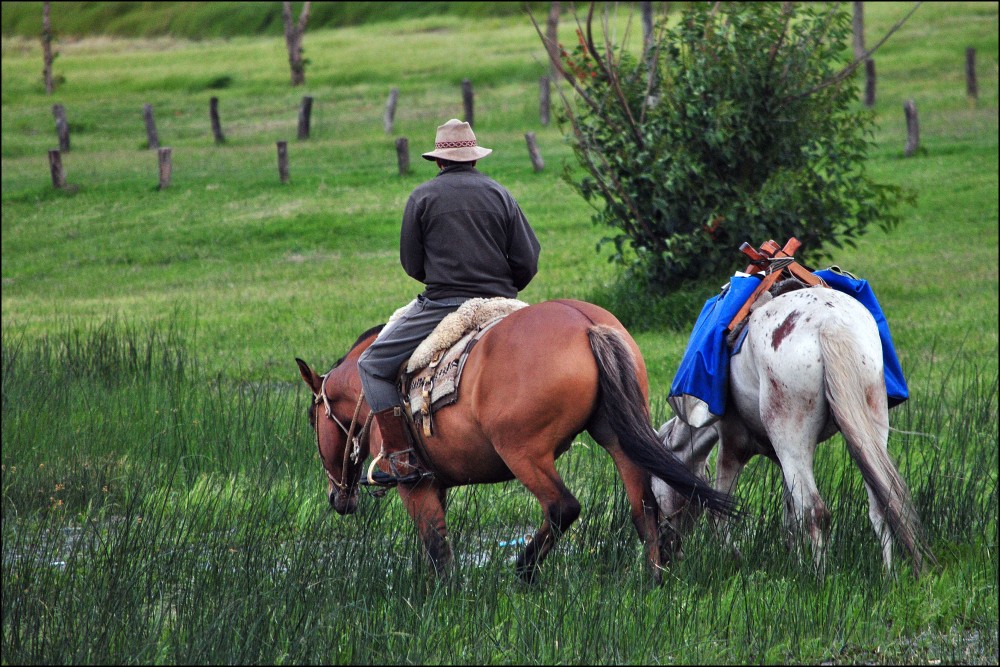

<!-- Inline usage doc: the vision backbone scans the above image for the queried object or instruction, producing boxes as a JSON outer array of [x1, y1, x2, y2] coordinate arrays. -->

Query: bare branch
[[282, 1, 310, 86], [545, 1, 561, 80], [638, 7, 670, 124], [784, 2, 923, 104], [776, 3, 842, 92], [527, 5, 574, 85], [766, 3, 794, 75], [584, 1, 599, 65], [526, 4, 608, 121], [583, 3, 645, 148], [297, 1, 311, 33]]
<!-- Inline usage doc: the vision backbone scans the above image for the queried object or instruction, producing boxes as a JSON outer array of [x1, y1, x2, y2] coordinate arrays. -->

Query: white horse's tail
[[819, 326, 935, 576]]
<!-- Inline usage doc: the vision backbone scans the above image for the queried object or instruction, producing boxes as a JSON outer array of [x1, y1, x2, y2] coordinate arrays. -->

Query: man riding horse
[[357, 119, 542, 467], [298, 137, 737, 580]]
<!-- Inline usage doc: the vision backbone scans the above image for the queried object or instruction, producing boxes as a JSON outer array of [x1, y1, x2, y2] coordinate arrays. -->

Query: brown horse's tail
[[819, 327, 937, 576], [588, 325, 740, 518]]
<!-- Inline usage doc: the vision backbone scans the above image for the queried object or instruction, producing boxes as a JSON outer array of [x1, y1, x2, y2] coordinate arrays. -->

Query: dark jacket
[[400, 164, 540, 300]]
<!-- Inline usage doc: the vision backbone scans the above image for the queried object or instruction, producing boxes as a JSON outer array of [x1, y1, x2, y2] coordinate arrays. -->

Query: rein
[[313, 372, 373, 495], [311, 360, 437, 498]]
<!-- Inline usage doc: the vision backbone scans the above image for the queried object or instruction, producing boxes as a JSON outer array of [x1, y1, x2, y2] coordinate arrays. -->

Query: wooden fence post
[[52, 103, 70, 151], [209, 96, 225, 144], [965, 47, 978, 101], [903, 100, 919, 157], [297, 96, 313, 140], [143, 103, 159, 149], [525, 132, 544, 172], [157, 147, 172, 189], [863, 59, 876, 107], [395, 137, 409, 176], [48, 149, 66, 189], [277, 141, 289, 183], [384, 87, 399, 134], [461, 79, 474, 128], [539, 76, 551, 126]]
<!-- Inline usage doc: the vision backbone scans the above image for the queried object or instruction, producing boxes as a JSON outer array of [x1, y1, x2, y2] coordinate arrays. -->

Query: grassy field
[[2, 2, 998, 664]]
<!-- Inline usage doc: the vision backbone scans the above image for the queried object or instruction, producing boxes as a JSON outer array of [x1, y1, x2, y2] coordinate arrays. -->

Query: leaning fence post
[[209, 96, 225, 144], [903, 100, 919, 157], [965, 47, 978, 101], [525, 132, 544, 172], [48, 149, 66, 189], [461, 79, 474, 128], [277, 141, 289, 183], [384, 87, 399, 134], [52, 104, 70, 152], [395, 137, 410, 176], [539, 76, 551, 126], [143, 103, 159, 149], [297, 96, 313, 140], [157, 147, 172, 189]]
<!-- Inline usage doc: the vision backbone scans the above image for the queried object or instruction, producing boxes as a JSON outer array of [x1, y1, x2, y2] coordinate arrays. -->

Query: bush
[[553, 2, 912, 289]]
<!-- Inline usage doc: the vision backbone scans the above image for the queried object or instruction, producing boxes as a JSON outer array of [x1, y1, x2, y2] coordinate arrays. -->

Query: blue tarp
[[668, 268, 909, 427]]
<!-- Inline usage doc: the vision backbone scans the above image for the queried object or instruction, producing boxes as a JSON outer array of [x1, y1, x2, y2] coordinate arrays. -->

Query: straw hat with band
[[421, 119, 493, 162]]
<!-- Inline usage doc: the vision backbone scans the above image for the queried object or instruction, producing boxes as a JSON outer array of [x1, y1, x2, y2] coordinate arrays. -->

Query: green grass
[[2, 2, 998, 664]]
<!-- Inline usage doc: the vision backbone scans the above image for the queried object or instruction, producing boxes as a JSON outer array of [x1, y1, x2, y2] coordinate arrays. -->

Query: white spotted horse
[[655, 240, 935, 577]]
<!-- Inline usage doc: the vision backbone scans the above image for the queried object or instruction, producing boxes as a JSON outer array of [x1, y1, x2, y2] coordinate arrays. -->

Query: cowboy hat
[[421, 118, 492, 162]]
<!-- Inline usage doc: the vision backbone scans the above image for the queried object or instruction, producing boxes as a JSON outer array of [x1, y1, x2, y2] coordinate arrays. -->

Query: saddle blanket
[[668, 267, 909, 428]]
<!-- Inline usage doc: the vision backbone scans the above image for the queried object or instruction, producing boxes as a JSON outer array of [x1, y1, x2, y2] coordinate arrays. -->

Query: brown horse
[[296, 299, 738, 584]]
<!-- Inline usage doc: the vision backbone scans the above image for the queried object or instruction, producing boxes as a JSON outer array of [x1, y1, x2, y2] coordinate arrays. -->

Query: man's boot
[[372, 406, 416, 478]]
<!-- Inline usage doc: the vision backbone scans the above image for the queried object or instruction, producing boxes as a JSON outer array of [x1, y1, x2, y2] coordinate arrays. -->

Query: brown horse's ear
[[295, 358, 322, 394]]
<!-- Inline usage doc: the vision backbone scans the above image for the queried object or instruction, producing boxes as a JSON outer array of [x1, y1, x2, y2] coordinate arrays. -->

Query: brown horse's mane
[[329, 324, 385, 371], [307, 324, 386, 424], [351, 324, 385, 351]]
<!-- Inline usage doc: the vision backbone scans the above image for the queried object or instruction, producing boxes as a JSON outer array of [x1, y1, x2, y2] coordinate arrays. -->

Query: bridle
[[310, 371, 374, 496]]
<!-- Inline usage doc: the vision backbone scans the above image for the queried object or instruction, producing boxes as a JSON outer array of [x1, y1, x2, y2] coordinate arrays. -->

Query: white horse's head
[[653, 416, 722, 559]]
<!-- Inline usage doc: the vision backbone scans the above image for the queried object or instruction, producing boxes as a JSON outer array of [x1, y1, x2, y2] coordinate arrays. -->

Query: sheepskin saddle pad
[[387, 297, 528, 437]]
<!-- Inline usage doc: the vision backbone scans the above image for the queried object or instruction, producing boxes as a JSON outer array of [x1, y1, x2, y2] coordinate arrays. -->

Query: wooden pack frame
[[726, 237, 828, 332]]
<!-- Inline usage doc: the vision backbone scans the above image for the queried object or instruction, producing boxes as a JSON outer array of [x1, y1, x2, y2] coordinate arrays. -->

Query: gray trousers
[[358, 294, 468, 412]]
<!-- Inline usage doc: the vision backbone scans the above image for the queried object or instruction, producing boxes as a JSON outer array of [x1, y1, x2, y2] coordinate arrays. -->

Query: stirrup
[[360, 469, 430, 487]]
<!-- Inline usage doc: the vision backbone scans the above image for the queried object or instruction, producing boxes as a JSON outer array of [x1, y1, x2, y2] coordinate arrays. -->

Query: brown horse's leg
[[503, 458, 581, 583], [396, 482, 452, 578], [606, 447, 663, 585]]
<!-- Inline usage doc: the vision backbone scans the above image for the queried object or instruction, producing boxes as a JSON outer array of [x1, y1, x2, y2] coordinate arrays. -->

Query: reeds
[[2, 320, 996, 663]]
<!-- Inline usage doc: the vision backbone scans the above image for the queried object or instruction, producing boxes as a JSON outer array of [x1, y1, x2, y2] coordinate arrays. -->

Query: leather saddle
[[396, 297, 528, 438]]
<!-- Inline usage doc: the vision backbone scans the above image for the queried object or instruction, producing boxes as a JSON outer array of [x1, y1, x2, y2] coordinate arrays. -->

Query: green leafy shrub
[[554, 3, 912, 289]]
